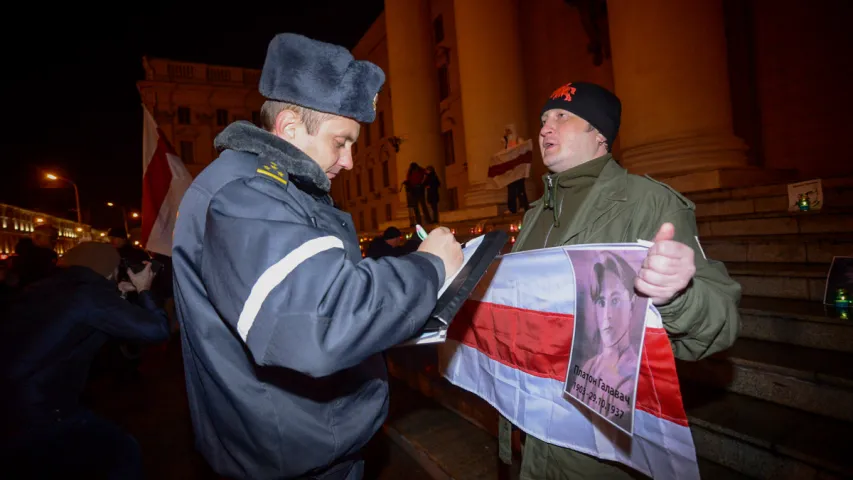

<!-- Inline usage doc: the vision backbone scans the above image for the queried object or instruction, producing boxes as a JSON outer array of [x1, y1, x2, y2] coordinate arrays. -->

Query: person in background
[[402, 162, 431, 225], [0, 242, 169, 480], [365, 226, 405, 259], [425, 165, 441, 223], [8, 224, 59, 288]]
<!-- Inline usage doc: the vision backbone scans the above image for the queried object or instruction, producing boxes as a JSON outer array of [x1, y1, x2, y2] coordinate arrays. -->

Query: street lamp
[[45, 173, 82, 225], [106, 202, 131, 238]]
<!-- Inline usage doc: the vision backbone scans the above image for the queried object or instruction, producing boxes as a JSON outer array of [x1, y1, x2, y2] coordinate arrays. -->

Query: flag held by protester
[[439, 247, 700, 480]]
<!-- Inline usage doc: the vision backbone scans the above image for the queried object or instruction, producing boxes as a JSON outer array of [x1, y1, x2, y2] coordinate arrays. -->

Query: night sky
[[1, 4, 383, 229]]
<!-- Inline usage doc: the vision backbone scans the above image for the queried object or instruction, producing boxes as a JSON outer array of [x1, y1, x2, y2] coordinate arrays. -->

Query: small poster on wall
[[787, 179, 823, 212]]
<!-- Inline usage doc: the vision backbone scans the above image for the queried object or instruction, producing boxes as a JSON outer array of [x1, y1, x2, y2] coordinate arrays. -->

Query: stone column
[[385, 0, 446, 219], [608, 0, 751, 190], [454, 0, 529, 211]]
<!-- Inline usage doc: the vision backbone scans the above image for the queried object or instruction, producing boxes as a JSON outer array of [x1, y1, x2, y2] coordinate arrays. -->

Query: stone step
[[725, 262, 830, 300], [676, 337, 853, 422], [687, 175, 853, 203], [700, 232, 853, 265], [384, 376, 502, 480], [691, 183, 853, 218], [683, 383, 852, 479], [738, 296, 853, 353], [385, 375, 753, 480], [697, 211, 853, 237]]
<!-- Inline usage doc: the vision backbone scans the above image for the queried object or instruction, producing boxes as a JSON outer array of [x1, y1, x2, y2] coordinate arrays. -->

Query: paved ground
[[84, 337, 432, 480]]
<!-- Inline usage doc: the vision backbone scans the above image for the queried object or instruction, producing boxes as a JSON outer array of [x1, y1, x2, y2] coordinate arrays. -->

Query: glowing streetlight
[[106, 202, 131, 238], [45, 173, 82, 225]]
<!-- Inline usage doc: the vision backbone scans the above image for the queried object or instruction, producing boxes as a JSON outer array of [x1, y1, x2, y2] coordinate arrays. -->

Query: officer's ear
[[274, 109, 302, 141]]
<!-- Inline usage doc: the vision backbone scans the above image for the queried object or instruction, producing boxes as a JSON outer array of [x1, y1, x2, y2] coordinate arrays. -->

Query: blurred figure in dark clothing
[[402, 162, 431, 225], [424, 166, 441, 223], [0, 242, 169, 480], [7, 225, 58, 288], [399, 235, 423, 255], [102, 227, 156, 379], [107, 227, 150, 270], [365, 227, 404, 259]]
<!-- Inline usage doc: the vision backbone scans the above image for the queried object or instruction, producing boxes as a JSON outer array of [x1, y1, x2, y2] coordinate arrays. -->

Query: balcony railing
[[145, 58, 261, 87]]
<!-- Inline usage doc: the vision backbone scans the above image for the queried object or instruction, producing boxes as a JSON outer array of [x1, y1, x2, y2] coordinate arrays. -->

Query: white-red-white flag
[[440, 246, 700, 480], [141, 105, 192, 256]]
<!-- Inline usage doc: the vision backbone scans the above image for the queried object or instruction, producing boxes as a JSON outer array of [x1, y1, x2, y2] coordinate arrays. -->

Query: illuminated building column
[[454, 0, 529, 210], [608, 0, 752, 190], [385, 0, 446, 218]]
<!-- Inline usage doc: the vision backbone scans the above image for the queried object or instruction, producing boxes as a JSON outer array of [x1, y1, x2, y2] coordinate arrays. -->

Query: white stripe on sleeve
[[237, 236, 345, 341]]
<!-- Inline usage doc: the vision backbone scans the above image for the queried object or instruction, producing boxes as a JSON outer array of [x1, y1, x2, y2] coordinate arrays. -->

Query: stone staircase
[[676, 300, 853, 478], [673, 178, 853, 477], [689, 176, 853, 302]]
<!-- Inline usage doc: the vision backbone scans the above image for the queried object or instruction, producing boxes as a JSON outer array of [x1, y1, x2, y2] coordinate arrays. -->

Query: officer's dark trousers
[[2, 409, 143, 480]]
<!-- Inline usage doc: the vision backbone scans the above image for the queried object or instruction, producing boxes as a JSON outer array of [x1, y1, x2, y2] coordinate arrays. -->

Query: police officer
[[172, 33, 463, 480]]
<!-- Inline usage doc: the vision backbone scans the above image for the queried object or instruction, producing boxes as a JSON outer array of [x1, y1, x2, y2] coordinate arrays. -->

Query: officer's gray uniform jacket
[[172, 122, 444, 479]]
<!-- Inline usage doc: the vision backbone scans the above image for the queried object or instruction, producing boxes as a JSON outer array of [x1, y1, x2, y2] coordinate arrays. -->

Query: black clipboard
[[403, 230, 508, 344]]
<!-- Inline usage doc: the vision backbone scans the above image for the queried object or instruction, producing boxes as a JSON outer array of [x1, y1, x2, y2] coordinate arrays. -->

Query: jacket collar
[[214, 121, 331, 194], [558, 157, 628, 243], [516, 158, 628, 249]]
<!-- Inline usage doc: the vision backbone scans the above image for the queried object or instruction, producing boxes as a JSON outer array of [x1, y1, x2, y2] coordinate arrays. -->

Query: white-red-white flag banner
[[439, 246, 700, 480], [487, 139, 534, 189], [141, 105, 192, 256]]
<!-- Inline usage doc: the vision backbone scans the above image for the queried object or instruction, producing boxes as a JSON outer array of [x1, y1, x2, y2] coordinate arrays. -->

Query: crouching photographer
[[0, 242, 170, 480]]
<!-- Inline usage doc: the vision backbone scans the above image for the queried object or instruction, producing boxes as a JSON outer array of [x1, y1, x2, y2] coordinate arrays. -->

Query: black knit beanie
[[540, 82, 622, 150]]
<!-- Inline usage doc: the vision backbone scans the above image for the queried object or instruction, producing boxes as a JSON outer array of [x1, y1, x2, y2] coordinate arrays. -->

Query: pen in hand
[[416, 224, 428, 241]]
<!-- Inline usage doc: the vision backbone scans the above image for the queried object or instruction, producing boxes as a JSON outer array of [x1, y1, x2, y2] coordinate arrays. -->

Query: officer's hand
[[635, 223, 696, 306], [418, 227, 464, 282], [127, 261, 156, 293]]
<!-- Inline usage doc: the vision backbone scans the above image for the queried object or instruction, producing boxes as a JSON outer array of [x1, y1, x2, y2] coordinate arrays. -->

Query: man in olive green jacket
[[503, 82, 741, 479]]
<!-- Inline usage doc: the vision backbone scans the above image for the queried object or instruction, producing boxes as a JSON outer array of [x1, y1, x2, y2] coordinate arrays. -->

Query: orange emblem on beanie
[[550, 83, 577, 102]]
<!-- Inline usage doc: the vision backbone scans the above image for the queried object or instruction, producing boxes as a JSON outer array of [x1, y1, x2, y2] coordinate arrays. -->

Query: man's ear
[[596, 132, 608, 146], [274, 109, 301, 139]]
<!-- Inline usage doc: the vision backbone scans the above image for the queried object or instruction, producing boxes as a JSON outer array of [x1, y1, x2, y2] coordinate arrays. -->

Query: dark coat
[[0, 266, 170, 440], [172, 122, 444, 479]]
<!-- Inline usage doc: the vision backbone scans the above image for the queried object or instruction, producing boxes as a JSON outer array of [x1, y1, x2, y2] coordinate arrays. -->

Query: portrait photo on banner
[[563, 247, 650, 434]]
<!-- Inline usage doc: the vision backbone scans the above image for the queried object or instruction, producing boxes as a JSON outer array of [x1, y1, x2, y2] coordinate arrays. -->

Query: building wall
[[518, 0, 617, 199], [334, 13, 403, 233], [0, 203, 100, 256], [137, 58, 266, 177], [749, 0, 853, 179]]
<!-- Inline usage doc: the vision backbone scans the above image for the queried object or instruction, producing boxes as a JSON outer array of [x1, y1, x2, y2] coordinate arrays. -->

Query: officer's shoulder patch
[[643, 174, 695, 209], [255, 159, 289, 189]]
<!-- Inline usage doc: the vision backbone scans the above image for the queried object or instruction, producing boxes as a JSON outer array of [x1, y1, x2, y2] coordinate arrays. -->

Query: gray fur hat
[[259, 33, 385, 123]]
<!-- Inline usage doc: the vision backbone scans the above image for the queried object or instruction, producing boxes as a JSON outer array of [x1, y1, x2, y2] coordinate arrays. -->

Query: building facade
[[331, 0, 853, 235], [0, 203, 102, 256], [137, 57, 266, 177]]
